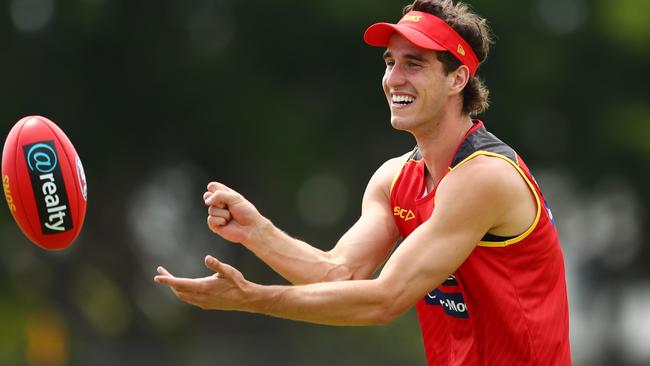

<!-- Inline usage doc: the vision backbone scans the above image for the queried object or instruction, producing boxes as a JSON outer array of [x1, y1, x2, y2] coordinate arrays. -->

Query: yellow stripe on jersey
[[448, 151, 542, 247], [390, 151, 421, 193]]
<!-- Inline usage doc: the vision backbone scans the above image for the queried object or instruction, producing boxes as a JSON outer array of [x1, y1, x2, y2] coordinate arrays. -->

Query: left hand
[[154, 255, 251, 311]]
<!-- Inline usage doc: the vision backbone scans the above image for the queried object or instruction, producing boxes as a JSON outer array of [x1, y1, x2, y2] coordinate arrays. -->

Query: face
[[382, 33, 452, 132]]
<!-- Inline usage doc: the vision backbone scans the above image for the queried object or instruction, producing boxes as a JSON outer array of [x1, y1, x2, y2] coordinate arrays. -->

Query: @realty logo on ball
[[27, 142, 58, 174], [23, 140, 73, 234]]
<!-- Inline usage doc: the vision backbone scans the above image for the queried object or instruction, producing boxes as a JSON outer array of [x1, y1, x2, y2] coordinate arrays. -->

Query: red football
[[2, 116, 87, 250]]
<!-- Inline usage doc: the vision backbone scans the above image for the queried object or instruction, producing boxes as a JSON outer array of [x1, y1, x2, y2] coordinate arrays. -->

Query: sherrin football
[[2, 116, 87, 250]]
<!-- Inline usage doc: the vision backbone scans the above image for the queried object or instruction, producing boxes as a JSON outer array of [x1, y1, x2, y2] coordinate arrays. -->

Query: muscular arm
[[205, 155, 406, 285], [157, 155, 537, 325]]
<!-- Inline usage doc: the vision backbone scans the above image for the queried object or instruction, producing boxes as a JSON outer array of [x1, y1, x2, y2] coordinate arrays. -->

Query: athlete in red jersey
[[155, 1, 571, 365], [391, 120, 570, 364]]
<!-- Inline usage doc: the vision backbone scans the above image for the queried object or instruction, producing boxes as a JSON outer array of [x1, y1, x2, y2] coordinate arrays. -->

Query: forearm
[[243, 219, 351, 285], [242, 278, 400, 326]]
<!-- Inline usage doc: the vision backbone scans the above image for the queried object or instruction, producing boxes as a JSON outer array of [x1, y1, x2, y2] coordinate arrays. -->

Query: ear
[[448, 65, 471, 95]]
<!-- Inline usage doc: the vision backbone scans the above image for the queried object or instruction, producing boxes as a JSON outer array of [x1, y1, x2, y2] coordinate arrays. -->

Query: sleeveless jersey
[[389, 121, 571, 365]]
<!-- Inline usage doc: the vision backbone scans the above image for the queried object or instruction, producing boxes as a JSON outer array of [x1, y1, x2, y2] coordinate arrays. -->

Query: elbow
[[374, 301, 408, 326], [327, 265, 355, 282], [371, 310, 397, 326], [322, 252, 356, 282], [366, 285, 410, 326]]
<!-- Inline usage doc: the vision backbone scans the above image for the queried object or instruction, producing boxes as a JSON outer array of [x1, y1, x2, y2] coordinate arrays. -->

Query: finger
[[207, 182, 242, 196], [207, 181, 230, 193], [204, 190, 242, 207], [204, 191, 226, 209], [208, 206, 232, 220], [154, 275, 201, 293], [156, 266, 174, 277], [205, 181, 231, 209], [207, 215, 227, 228], [154, 267, 183, 296]]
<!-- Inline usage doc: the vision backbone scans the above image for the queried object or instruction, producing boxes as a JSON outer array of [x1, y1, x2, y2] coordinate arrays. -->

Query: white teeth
[[392, 95, 415, 103]]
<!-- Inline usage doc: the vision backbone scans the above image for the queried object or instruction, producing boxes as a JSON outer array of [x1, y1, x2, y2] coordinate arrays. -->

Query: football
[[2, 115, 87, 250]]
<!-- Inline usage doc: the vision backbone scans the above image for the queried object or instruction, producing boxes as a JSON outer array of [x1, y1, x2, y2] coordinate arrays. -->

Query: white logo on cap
[[401, 15, 422, 22]]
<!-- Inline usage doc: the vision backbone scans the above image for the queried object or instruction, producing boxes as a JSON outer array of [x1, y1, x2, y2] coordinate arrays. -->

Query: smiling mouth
[[391, 95, 415, 106]]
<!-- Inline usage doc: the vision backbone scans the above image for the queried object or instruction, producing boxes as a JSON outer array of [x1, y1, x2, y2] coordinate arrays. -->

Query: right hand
[[203, 182, 267, 245]]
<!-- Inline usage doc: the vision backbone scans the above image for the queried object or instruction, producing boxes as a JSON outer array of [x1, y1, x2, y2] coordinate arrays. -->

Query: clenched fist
[[203, 182, 268, 245]]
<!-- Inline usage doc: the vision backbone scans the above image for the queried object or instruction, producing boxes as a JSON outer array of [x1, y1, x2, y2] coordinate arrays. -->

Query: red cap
[[364, 11, 479, 76]]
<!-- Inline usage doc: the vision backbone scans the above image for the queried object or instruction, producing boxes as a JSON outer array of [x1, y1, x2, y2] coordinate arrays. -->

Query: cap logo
[[457, 44, 466, 56], [401, 15, 422, 23]]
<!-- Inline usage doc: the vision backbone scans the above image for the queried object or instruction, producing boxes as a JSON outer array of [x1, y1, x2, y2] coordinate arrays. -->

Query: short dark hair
[[404, 0, 494, 115]]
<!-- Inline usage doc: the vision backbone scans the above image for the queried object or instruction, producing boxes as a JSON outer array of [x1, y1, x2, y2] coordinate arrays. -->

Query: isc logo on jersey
[[23, 141, 73, 233]]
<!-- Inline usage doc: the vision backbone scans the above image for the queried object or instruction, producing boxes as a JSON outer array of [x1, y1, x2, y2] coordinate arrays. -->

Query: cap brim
[[363, 23, 446, 51]]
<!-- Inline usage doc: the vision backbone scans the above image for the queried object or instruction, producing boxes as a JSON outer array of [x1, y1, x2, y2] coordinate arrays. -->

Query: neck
[[412, 113, 474, 186]]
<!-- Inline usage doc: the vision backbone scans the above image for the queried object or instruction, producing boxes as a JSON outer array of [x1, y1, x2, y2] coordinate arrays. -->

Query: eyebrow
[[382, 50, 429, 63]]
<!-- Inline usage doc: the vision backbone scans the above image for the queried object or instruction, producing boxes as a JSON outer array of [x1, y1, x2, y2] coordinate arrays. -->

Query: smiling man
[[155, 1, 572, 364]]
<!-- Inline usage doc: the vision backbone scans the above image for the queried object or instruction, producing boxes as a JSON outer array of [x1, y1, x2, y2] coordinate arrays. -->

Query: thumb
[[204, 255, 236, 277]]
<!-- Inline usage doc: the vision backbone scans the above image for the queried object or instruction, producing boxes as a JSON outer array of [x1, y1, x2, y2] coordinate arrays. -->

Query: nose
[[383, 63, 406, 91]]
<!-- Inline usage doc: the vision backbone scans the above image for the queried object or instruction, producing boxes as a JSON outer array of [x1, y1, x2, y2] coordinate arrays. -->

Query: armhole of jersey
[[389, 153, 415, 195], [449, 150, 542, 248]]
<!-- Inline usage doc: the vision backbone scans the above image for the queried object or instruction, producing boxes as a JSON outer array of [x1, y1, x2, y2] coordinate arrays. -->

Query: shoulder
[[362, 151, 413, 204], [447, 154, 521, 188], [435, 154, 529, 222], [376, 151, 413, 179], [369, 152, 413, 191]]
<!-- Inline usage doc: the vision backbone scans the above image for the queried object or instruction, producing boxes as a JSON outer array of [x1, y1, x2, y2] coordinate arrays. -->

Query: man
[[154, 0, 571, 364]]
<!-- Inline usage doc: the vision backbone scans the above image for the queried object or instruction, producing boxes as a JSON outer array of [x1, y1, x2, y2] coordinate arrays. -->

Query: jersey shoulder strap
[[451, 124, 517, 168], [450, 123, 542, 247], [390, 147, 421, 193]]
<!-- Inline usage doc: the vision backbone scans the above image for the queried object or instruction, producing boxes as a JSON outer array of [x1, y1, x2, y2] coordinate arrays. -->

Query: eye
[[406, 61, 421, 69], [384, 58, 395, 68]]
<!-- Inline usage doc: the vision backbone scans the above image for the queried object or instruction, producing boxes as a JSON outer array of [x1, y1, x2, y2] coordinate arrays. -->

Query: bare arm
[[156, 155, 537, 325], [203, 155, 406, 285]]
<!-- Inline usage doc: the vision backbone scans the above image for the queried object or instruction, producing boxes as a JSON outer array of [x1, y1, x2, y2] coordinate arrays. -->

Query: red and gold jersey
[[390, 121, 571, 365]]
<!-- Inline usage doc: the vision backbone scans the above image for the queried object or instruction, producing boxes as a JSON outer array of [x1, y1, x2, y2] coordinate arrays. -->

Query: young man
[[155, 1, 571, 364]]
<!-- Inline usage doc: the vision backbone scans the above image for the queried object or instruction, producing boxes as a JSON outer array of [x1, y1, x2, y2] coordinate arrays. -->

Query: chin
[[390, 116, 413, 131]]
